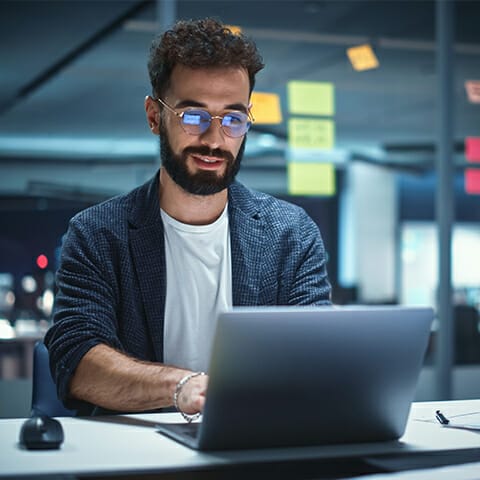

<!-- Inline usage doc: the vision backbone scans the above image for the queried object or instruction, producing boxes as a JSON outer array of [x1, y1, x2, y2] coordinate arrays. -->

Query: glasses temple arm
[[156, 97, 182, 118], [247, 104, 255, 123]]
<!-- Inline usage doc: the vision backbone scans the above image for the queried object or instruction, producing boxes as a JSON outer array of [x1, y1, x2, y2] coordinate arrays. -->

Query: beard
[[159, 128, 246, 196]]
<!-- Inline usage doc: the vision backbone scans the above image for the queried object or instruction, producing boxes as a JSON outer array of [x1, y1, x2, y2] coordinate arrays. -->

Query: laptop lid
[[158, 305, 433, 451]]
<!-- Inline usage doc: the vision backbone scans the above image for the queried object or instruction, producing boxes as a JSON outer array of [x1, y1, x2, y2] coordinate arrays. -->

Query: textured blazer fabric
[[45, 172, 331, 413]]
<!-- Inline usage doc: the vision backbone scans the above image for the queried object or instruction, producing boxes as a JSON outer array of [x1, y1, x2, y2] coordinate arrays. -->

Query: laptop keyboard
[[174, 422, 200, 439]]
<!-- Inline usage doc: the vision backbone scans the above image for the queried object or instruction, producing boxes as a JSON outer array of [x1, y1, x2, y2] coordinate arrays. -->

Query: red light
[[36, 254, 48, 269]]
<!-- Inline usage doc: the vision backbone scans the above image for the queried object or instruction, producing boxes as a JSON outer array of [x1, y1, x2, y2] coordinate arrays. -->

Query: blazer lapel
[[229, 185, 266, 306], [128, 174, 166, 362]]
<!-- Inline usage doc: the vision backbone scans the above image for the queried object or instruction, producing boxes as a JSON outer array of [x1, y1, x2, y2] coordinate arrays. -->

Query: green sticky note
[[288, 162, 336, 196], [288, 81, 335, 116], [288, 118, 335, 149]]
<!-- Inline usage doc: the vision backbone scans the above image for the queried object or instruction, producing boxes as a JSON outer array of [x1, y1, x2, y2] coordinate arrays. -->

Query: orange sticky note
[[225, 25, 242, 35], [465, 81, 480, 104], [347, 44, 379, 71], [250, 92, 282, 124], [465, 137, 480, 162]]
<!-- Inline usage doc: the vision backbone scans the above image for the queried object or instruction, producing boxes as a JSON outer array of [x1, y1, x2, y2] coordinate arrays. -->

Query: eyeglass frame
[[155, 97, 254, 138]]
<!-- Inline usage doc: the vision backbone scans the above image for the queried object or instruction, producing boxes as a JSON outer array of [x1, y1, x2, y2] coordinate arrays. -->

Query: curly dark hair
[[148, 18, 264, 98]]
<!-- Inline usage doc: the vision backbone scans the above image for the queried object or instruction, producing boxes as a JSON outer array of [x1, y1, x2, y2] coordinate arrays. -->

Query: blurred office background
[[1, 0, 480, 417]]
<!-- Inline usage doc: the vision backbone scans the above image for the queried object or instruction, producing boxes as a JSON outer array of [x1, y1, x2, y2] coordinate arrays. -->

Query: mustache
[[182, 146, 234, 163]]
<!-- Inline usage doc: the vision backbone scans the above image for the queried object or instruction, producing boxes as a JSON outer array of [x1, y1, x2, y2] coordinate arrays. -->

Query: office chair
[[31, 341, 76, 417]]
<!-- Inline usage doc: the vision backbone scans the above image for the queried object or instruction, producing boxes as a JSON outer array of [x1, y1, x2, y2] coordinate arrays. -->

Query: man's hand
[[175, 373, 209, 415], [70, 344, 208, 413]]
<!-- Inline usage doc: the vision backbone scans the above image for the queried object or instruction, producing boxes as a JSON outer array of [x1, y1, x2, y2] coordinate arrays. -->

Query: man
[[45, 18, 331, 418]]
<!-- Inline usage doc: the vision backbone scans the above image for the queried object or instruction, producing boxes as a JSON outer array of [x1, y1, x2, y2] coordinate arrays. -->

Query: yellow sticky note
[[346, 44, 379, 71], [288, 118, 335, 149], [288, 162, 336, 196], [250, 92, 282, 124], [225, 25, 242, 35], [287, 81, 334, 116]]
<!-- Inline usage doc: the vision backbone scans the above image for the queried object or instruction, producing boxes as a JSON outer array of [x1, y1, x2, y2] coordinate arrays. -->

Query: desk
[[1, 400, 480, 479]]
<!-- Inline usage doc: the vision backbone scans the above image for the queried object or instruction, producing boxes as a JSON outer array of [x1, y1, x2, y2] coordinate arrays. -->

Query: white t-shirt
[[161, 205, 232, 373]]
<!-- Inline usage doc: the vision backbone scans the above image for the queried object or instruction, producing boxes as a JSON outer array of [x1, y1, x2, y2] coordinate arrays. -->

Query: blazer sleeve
[[44, 215, 123, 408], [287, 209, 331, 306]]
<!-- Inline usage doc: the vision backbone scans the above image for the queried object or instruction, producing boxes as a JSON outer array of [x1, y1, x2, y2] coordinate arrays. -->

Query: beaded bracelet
[[173, 371, 206, 423]]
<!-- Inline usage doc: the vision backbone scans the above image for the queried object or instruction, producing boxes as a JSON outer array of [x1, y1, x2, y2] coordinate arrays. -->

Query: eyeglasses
[[156, 97, 253, 138]]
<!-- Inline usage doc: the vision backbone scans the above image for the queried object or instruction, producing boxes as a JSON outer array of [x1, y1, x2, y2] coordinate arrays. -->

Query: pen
[[435, 410, 450, 425]]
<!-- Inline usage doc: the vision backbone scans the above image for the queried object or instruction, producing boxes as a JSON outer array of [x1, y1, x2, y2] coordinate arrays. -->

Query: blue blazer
[[45, 173, 330, 411]]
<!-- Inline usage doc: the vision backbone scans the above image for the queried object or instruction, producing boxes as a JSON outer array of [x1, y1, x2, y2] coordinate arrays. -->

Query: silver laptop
[[157, 305, 433, 451]]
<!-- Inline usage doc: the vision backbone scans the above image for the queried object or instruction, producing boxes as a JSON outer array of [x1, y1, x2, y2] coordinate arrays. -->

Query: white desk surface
[[1, 400, 480, 478], [353, 461, 480, 480]]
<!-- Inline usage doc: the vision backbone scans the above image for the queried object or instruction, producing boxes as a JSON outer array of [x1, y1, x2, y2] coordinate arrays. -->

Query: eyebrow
[[174, 99, 248, 114]]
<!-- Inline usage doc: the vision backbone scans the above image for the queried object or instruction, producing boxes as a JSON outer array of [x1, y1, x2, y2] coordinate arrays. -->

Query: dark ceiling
[[1, 0, 480, 197]]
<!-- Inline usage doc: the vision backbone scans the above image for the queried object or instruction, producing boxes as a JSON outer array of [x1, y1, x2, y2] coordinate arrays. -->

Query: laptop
[[156, 305, 433, 451]]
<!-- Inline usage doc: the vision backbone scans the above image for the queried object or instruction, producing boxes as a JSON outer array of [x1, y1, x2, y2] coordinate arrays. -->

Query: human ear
[[145, 95, 160, 134]]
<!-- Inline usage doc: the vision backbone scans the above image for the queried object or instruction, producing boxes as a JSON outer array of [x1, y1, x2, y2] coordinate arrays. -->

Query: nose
[[200, 117, 226, 149]]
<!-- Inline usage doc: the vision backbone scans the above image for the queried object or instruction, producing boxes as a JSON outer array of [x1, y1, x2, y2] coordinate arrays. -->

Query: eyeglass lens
[[181, 110, 250, 138]]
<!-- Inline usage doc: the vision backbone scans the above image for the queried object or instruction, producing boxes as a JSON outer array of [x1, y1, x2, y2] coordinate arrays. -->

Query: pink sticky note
[[465, 137, 480, 162], [465, 169, 480, 195]]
